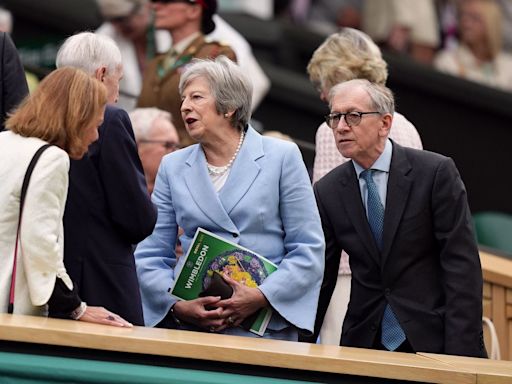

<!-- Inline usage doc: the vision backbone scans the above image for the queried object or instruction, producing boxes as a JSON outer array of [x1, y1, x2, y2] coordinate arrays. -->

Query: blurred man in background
[[129, 107, 180, 194]]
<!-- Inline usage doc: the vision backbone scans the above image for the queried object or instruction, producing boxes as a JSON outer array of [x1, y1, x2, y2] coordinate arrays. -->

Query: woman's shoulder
[[161, 144, 198, 167], [260, 131, 296, 149], [0, 131, 68, 173], [1, 131, 64, 154], [260, 135, 300, 163]]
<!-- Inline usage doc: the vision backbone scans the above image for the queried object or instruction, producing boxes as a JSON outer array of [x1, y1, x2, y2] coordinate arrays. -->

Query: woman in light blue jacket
[[135, 56, 324, 340]]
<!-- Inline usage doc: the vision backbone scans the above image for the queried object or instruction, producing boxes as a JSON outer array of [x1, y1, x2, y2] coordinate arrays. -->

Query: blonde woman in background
[[434, 0, 512, 91]]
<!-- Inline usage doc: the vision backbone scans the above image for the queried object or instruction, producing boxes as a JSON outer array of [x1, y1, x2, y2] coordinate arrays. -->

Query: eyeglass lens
[[326, 112, 363, 128]]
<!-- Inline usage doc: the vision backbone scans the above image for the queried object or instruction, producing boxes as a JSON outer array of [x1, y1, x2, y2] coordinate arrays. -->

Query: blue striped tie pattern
[[360, 169, 384, 250], [361, 169, 406, 351]]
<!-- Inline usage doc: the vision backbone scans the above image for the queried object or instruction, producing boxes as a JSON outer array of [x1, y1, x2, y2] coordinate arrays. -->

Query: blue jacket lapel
[[219, 127, 263, 214], [184, 145, 238, 233]]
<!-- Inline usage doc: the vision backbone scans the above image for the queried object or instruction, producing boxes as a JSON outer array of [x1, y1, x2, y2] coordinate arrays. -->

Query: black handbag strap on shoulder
[[8, 144, 53, 314]]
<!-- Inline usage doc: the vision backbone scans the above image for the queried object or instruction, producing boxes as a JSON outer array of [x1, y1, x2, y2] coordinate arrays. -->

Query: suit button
[[385, 288, 390, 297], [232, 233, 239, 238]]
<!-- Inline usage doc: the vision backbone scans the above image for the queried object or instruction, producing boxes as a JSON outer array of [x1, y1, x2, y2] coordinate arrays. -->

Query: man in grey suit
[[313, 79, 486, 357]]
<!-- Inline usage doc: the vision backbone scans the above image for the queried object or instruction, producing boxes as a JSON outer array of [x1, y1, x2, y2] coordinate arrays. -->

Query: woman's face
[[180, 76, 225, 142], [80, 106, 106, 156], [459, 1, 488, 46]]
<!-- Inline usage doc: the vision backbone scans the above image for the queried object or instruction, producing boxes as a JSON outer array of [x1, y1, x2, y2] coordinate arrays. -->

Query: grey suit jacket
[[313, 141, 486, 357]]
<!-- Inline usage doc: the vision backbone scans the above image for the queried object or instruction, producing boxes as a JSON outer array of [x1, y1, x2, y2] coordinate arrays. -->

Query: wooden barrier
[[1, 313, 512, 383], [481, 250, 512, 360], [418, 353, 512, 384], [0, 250, 511, 381], [0, 313, 478, 384]]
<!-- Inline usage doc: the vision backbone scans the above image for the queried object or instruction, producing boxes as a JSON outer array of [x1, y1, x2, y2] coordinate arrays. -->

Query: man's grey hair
[[329, 79, 395, 115], [129, 107, 174, 142], [56, 32, 122, 76], [178, 56, 253, 131]]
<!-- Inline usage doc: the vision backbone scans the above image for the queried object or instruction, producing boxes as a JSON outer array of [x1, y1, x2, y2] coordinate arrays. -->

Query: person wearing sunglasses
[[137, 0, 236, 148], [313, 78, 486, 358], [301, 28, 423, 347]]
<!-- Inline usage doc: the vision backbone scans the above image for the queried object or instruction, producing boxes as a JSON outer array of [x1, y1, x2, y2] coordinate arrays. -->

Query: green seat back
[[473, 211, 512, 255]]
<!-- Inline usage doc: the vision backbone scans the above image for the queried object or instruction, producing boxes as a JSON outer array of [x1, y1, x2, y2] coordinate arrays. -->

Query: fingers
[[225, 314, 245, 328], [197, 295, 222, 307], [80, 307, 133, 328], [208, 320, 229, 333], [220, 273, 239, 288], [105, 313, 133, 328]]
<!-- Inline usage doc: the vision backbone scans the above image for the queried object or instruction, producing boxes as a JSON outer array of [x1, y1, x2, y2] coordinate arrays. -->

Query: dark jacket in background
[[61, 105, 157, 325], [0, 32, 29, 131]]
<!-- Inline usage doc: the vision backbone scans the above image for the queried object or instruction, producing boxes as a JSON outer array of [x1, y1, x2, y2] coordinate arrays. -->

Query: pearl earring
[[224, 113, 229, 118]]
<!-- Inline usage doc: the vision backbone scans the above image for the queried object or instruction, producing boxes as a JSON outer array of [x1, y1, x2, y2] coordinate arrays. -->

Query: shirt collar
[[172, 32, 201, 55], [353, 139, 393, 177]]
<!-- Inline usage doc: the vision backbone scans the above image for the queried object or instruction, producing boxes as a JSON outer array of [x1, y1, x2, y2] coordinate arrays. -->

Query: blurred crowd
[[2, 0, 512, 105], [279, 0, 512, 92]]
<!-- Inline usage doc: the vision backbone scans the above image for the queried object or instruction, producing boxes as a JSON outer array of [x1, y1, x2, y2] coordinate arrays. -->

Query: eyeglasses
[[324, 111, 381, 129], [139, 139, 180, 151]]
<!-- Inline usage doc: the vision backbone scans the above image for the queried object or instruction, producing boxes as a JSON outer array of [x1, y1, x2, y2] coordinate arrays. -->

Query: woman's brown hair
[[6, 67, 107, 159]]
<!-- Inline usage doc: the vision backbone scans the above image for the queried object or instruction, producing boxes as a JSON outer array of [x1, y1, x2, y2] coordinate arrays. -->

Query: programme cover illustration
[[170, 228, 277, 336]]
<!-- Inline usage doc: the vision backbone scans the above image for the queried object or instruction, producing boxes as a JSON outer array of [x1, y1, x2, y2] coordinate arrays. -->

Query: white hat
[[96, 0, 146, 19]]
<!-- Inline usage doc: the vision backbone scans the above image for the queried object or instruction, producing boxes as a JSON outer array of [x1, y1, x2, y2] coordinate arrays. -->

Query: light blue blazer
[[135, 127, 324, 338]]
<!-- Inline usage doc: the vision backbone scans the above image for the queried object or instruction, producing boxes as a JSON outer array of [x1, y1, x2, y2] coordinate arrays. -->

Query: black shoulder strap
[[8, 143, 53, 314], [19, 144, 53, 217]]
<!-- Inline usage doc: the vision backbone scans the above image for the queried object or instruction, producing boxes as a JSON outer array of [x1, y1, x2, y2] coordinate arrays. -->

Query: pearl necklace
[[207, 131, 245, 176]]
